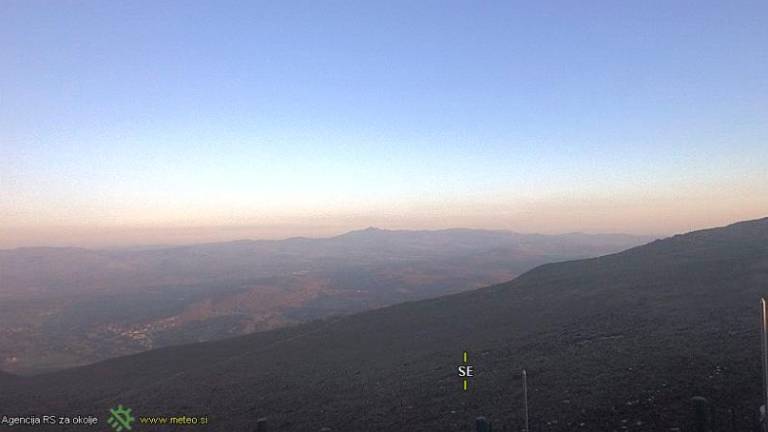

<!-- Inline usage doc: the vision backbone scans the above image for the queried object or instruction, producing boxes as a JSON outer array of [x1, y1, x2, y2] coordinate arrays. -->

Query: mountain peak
[[334, 226, 389, 238]]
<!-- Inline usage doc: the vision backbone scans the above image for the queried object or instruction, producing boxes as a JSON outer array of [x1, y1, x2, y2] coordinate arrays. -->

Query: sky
[[1, 0, 767, 248]]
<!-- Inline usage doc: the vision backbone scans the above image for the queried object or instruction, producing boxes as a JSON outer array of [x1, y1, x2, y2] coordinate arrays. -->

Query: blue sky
[[1, 1, 767, 246]]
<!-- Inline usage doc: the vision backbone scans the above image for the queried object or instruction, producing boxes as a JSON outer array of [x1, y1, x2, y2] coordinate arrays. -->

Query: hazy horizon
[[2, 206, 767, 248], [4, 215, 765, 250], [0, 224, 662, 250], [3, 1, 767, 248]]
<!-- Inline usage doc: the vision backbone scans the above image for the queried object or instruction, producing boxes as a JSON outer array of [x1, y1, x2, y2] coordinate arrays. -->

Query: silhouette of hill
[[2, 218, 766, 431]]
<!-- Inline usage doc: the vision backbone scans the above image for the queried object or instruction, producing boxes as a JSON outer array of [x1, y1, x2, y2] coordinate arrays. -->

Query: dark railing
[[251, 397, 762, 431], [689, 396, 763, 432]]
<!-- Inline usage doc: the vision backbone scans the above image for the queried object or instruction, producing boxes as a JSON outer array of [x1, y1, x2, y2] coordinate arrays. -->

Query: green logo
[[107, 405, 135, 431]]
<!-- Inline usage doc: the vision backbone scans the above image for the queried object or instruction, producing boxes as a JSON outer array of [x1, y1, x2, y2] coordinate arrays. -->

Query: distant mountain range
[[0, 228, 651, 374], [2, 218, 765, 431]]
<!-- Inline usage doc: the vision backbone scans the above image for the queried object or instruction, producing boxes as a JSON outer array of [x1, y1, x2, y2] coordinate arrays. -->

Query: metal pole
[[522, 369, 529, 432], [762, 298, 768, 431], [475, 416, 490, 432], [692, 396, 710, 432], [256, 417, 267, 432]]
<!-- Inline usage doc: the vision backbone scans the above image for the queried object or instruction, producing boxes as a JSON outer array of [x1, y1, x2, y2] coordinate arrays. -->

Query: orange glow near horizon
[[3, 191, 766, 248]]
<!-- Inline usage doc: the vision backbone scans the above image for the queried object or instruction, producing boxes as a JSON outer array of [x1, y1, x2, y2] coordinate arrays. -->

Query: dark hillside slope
[[3, 218, 767, 431]]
